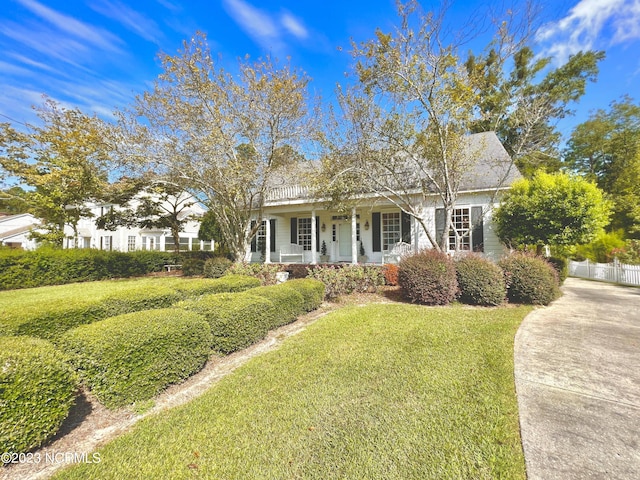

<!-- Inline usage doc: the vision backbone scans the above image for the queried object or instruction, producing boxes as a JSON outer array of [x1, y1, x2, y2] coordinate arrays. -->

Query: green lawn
[[55, 303, 531, 480], [0, 277, 185, 313]]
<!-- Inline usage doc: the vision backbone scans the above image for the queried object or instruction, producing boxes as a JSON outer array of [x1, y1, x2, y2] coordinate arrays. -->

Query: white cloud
[[537, 0, 640, 63], [223, 0, 281, 50], [281, 12, 308, 40], [89, 0, 164, 44], [222, 0, 310, 52], [16, 0, 123, 53]]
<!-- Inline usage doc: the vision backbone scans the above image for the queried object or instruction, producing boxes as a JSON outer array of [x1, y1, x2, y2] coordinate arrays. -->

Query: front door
[[338, 223, 351, 262], [338, 223, 352, 261]]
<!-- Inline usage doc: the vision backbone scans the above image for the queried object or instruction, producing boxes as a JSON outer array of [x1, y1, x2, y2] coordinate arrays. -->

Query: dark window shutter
[[250, 220, 257, 252], [316, 216, 320, 252], [401, 211, 411, 244], [270, 219, 276, 252], [471, 206, 484, 252], [290, 217, 297, 244], [435, 208, 445, 247], [372, 212, 381, 252]]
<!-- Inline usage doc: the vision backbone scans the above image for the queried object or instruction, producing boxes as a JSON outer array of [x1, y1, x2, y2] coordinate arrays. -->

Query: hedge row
[[0, 248, 218, 291], [397, 251, 561, 306], [177, 279, 326, 354], [0, 275, 260, 340], [61, 309, 211, 408], [0, 336, 78, 453]]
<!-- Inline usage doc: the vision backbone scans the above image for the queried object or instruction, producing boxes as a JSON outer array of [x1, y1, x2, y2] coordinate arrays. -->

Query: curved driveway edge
[[515, 277, 640, 480]]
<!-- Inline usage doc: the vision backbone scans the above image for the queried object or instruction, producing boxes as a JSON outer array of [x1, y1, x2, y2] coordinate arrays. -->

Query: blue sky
[[1, 0, 639, 141]]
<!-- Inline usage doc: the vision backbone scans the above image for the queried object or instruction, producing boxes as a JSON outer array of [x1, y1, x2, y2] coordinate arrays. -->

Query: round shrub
[[455, 255, 506, 306], [203, 257, 233, 278], [0, 336, 78, 453], [286, 278, 326, 311], [179, 293, 277, 354], [499, 253, 560, 305], [248, 284, 306, 327], [182, 258, 205, 276], [60, 309, 211, 409], [398, 250, 458, 305], [547, 256, 569, 284]]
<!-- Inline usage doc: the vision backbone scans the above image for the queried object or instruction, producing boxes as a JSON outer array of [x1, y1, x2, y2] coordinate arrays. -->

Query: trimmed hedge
[[455, 255, 506, 306], [286, 278, 325, 311], [499, 253, 560, 305], [60, 309, 211, 409], [0, 248, 218, 291], [398, 250, 458, 305], [171, 275, 260, 298], [101, 285, 181, 318], [0, 336, 78, 453], [247, 285, 306, 327], [0, 276, 260, 341], [1, 298, 109, 341], [178, 293, 277, 354]]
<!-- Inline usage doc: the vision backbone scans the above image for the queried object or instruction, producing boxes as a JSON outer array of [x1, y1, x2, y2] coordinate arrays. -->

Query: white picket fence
[[569, 259, 640, 287]]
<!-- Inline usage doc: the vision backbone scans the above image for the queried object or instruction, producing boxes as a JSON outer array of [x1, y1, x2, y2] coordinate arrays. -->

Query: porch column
[[311, 209, 317, 264], [264, 217, 271, 263], [351, 207, 358, 265]]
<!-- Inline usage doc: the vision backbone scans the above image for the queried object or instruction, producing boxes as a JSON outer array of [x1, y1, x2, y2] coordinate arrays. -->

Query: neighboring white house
[[248, 131, 521, 264], [0, 213, 41, 250], [63, 193, 213, 253]]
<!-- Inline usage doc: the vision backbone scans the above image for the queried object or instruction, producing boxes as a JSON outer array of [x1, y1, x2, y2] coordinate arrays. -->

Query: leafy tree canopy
[[564, 96, 640, 236], [0, 98, 109, 246], [494, 171, 611, 251]]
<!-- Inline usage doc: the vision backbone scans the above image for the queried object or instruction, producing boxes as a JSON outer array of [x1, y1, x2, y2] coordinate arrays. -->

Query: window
[[298, 217, 312, 251], [448, 208, 471, 251], [382, 212, 401, 250], [101, 236, 112, 251], [179, 237, 190, 251], [127, 236, 136, 252]]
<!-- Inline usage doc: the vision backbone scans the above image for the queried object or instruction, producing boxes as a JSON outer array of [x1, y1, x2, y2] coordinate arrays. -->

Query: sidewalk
[[515, 277, 640, 479]]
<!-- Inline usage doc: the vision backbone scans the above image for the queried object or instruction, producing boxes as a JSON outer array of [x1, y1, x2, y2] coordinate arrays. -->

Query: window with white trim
[[448, 208, 471, 251], [127, 236, 136, 252], [382, 212, 401, 250], [298, 217, 312, 251]]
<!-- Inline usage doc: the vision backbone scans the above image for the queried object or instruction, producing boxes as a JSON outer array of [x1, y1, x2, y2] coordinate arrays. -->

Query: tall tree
[[116, 32, 316, 261], [0, 99, 109, 246], [319, 1, 604, 251], [493, 171, 611, 253], [467, 47, 604, 176], [564, 96, 640, 236], [96, 180, 198, 254]]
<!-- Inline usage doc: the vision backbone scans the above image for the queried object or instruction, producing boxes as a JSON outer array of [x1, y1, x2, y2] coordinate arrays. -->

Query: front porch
[[249, 206, 415, 265]]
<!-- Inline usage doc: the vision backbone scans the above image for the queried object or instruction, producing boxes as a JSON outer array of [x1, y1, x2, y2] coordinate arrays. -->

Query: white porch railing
[[266, 185, 309, 201], [569, 259, 640, 287]]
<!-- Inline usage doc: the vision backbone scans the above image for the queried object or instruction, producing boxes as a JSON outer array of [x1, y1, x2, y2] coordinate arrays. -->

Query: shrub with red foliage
[[398, 250, 458, 305], [382, 264, 399, 286]]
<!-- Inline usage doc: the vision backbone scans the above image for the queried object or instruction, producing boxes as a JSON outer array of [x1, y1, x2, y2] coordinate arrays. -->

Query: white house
[[0, 213, 41, 250], [248, 132, 521, 264], [64, 193, 213, 253]]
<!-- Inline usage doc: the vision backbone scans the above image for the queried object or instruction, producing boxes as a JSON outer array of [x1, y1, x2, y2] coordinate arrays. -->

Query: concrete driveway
[[515, 277, 640, 480]]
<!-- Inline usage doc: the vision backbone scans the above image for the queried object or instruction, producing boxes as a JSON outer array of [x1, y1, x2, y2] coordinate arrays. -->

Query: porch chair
[[279, 243, 304, 263], [382, 241, 412, 264]]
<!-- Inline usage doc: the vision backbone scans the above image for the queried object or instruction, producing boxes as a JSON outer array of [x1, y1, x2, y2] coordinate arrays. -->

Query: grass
[[0, 276, 187, 314], [54, 303, 531, 480]]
